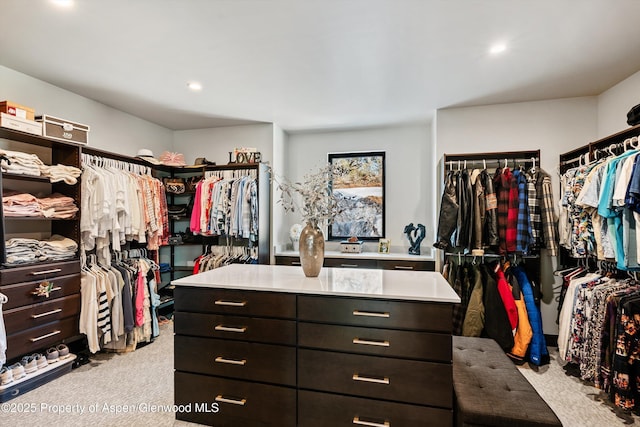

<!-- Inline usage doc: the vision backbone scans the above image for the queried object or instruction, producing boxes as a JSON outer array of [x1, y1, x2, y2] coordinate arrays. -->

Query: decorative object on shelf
[[276, 164, 339, 277], [378, 238, 390, 254], [229, 147, 262, 164], [160, 151, 186, 167], [289, 223, 302, 248], [404, 223, 426, 255], [136, 148, 163, 165], [163, 177, 186, 194], [341, 236, 363, 253], [167, 204, 188, 218], [35, 114, 90, 145], [194, 157, 216, 166], [299, 219, 325, 277]]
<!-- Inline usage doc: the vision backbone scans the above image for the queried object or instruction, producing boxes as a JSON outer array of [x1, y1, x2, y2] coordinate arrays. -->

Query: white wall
[[0, 66, 173, 156], [279, 122, 433, 255], [173, 123, 274, 166], [435, 96, 599, 335], [598, 70, 640, 138], [272, 124, 286, 263]]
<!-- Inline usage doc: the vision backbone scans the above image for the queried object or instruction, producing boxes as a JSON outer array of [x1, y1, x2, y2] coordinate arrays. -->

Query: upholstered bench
[[452, 336, 562, 427]]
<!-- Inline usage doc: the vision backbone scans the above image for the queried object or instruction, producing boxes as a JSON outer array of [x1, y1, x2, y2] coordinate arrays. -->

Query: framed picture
[[378, 238, 390, 254], [328, 151, 385, 241]]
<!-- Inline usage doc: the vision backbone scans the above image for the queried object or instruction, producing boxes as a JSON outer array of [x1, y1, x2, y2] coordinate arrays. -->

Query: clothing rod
[[444, 157, 539, 169]]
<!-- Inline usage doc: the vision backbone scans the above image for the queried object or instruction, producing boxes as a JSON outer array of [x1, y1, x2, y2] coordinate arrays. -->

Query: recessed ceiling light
[[187, 82, 203, 91], [489, 43, 507, 55], [51, 0, 73, 7]]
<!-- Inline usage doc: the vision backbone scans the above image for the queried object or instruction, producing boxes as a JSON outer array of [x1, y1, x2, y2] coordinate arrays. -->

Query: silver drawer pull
[[215, 356, 247, 366], [291, 261, 301, 266], [30, 330, 61, 342], [214, 300, 247, 307], [215, 325, 247, 333], [30, 268, 63, 276], [352, 374, 390, 385], [353, 417, 390, 427], [393, 265, 414, 270], [353, 338, 390, 347], [353, 310, 390, 318], [31, 308, 63, 319], [31, 287, 62, 296], [215, 395, 247, 406], [341, 264, 359, 268]]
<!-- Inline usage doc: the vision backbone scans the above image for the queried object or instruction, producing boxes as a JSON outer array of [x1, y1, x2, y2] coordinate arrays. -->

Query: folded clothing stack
[[37, 193, 78, 219], [2, 191, 40, 217], [0, 148, 44, 177], [5, 234, 77, 265], [39, 164, 82, 185], [0, 148, 82, 184], [3, 191, 78, 219]]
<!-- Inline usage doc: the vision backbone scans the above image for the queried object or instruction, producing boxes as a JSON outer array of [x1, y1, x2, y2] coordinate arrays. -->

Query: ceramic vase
[[299, 220, 324, 277]]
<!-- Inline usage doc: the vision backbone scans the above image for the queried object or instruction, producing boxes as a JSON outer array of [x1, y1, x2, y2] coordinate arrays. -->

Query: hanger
[[0, 292, 7, 304]]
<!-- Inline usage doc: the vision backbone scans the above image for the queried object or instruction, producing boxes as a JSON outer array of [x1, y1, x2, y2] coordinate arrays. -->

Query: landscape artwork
[[328, 152, 385, 240]]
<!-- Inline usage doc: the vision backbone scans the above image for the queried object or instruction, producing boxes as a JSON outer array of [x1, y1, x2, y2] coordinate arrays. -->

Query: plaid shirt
[[506, 169, 518, 253], [515, 170, 532, 254], [527, 172, 541, 250], [494, 168, 511, 254], [538, 171, 559, 256]]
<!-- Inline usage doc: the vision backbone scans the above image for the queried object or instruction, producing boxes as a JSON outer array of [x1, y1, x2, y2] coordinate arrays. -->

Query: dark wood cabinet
[[0, 128, 82, 362]]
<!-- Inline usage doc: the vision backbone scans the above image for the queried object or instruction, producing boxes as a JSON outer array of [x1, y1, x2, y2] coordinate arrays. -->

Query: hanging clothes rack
[[81, 153, 151, 175], [443, 150, 541, 172]]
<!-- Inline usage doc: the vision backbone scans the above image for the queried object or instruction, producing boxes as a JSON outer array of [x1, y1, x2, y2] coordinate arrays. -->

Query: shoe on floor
[[57, 344, 70, 360], [9, 363, 25, 380], [20, 355, 37, 374], [0, 366, 13, 385], [34, 353, 48, 370], [46, 347, 59, 363]]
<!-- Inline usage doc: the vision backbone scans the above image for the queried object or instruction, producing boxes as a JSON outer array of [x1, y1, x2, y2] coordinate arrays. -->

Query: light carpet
[[3, 322, 640, 426]]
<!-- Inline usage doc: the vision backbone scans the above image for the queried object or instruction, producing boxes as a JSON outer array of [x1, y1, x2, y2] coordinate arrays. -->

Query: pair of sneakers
[[20, 353, 48, 374], [46, 344, 70, 363]]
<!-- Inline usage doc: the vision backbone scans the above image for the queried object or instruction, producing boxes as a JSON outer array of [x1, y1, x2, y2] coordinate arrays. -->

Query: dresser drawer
[[174, 312, 296, 345], [298, 322, 451, 362], [6, 316, 79, 360], [175, 371, 296, 427], [4, 293, 80, 332], [298, 295, 452, 333], [298, 349, 452, 408], [323, 258, 378, 269], [0, 273, 81, 311], [175, 287, 296, 318], [0, 260, 80, 286], [175, 336, 296, 386], [299, 390, 453, 427], [377, 259, 435, 271]]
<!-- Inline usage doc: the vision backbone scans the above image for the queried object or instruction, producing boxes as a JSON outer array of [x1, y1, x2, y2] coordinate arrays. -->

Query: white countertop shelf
[[172, 264, 460, 303]]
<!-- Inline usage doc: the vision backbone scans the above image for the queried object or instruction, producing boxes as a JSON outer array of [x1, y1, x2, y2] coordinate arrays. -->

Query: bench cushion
[[453, 336, 562, 427]]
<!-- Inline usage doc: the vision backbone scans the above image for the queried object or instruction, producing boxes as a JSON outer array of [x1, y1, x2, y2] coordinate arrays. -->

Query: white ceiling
[[2, 0, 640, 131]]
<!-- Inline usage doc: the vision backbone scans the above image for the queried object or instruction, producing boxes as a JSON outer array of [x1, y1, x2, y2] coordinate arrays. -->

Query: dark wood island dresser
[[172, 264, 460, 427]]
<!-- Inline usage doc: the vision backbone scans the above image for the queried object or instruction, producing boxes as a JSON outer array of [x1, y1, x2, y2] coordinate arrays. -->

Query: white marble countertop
[[275, 249, 434, 261], [172, 264, 460, 303]]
